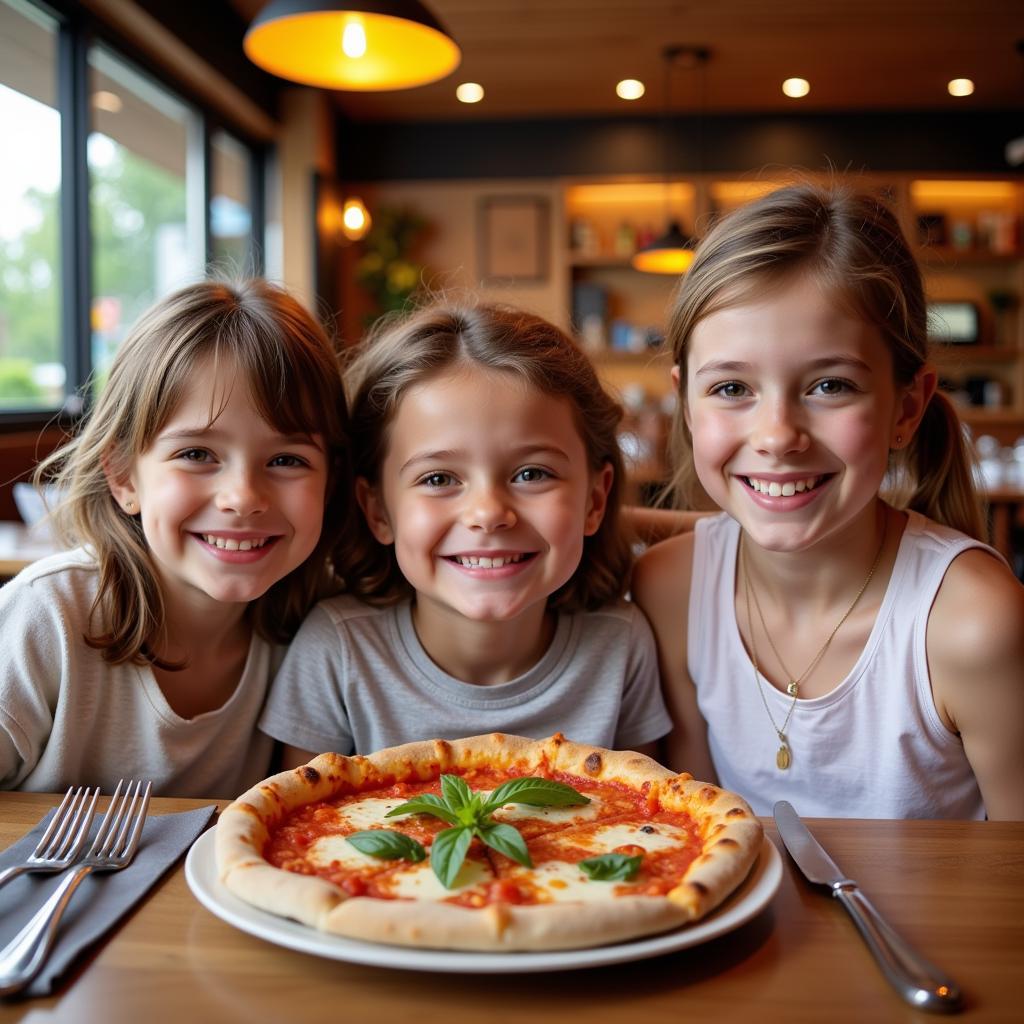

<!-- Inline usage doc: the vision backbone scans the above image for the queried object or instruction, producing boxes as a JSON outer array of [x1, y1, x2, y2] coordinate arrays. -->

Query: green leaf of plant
[[483, 777, 590, 813], [385, 794, 459, 825], [345, 830, 426, 862], [578, 853, 643, 882], [440, 774, 473, 812], [477, 823, 533, 867], [430, 825, 474, 889]]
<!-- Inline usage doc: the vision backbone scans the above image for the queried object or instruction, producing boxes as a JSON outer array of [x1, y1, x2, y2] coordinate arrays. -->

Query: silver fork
[[0, 779, 151, 997], [0, 786, 100, 891]]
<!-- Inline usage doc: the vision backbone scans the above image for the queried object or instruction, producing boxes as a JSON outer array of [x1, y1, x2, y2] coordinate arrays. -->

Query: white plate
[[185, 828, 781, 974]]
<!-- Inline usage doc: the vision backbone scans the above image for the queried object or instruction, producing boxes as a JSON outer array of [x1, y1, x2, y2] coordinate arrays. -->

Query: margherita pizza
[[215, 733, 762, 951]]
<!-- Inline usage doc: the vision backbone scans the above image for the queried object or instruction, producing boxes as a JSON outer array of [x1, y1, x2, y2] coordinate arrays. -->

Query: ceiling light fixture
[[243, 1, 461, 91], [456, 82, 484, 103], [947, 78, 975, 97], [782, 77, 810, 98], [632, 45, 709, 275], [616, 79, 645, 101]]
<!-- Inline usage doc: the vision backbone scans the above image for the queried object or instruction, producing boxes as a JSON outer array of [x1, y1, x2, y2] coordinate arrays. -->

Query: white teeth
[[453, 554, 526, 568], [745, 476, 820, 496], [202, 534, 268, 551]]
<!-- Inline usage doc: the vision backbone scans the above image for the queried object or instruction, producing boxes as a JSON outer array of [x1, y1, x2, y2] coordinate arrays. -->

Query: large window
[[0, 0, 266, 420], [0, 0, 62, 410]]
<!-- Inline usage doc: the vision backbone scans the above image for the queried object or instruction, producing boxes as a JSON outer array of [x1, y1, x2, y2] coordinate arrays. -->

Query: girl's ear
[[892, 366, 938, 448], [102, 451, 138, 515], [355, 476, 395, 544], [671, 364, 692, 431], [583, 462, 614, 537]]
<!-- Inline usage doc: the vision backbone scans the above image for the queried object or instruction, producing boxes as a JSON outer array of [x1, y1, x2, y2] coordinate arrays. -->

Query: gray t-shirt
[[259, 596, 671, 755], [0, 549, 278, 798]]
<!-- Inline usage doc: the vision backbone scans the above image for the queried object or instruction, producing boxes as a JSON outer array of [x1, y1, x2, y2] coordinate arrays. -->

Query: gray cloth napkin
[[0, 803, 215, 997]]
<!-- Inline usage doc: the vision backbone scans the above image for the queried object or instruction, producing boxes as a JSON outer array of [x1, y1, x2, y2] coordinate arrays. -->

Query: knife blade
[[773, 801, 963, 1015]]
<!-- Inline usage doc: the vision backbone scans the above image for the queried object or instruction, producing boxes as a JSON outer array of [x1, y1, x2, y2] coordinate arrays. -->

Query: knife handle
[[831, 880, 963, 1014]]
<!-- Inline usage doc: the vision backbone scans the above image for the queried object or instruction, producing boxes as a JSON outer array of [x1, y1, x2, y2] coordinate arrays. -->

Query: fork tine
[[32, 787, 75, 855], [45, 787, 95, 860], [120, 782, 152, 858], [57, 787, 100, 860], [88, 779, 127, 856]]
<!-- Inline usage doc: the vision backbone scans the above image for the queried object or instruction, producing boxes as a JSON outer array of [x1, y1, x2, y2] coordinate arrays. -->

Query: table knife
[[773, 800, 963, 1014]]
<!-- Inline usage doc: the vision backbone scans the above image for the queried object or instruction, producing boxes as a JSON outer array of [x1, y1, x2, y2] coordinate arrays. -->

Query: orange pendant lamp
[[244, 1, 461, 91], [632, 46, 709, 275]]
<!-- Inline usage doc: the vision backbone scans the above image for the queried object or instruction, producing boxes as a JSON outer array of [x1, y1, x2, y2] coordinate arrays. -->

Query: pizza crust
[[215, 733, 762, 951]]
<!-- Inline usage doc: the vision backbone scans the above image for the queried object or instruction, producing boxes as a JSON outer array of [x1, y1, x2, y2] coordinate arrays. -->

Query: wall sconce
[[342, 197, 371, 240], [243, 1, 461, 91]]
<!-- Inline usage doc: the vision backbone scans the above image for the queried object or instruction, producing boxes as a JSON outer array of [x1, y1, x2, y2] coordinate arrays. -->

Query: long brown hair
[[665, 181, 984, 540], [341, 300, 631, 611], [35, 278, 351, 664]]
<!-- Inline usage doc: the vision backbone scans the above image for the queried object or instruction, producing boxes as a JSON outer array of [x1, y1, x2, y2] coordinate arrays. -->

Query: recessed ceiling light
[[456, 82, 484, 103], [92, 90, 123, 113], [948, 78, 975, 97], [782, 78, 810, 98], [616, 79, 645, 100]]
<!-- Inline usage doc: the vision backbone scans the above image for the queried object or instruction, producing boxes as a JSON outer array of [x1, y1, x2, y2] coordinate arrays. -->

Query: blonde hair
[[35, 278, 351, 665], [341, 300, 631, 611], [665, 181, 984, 540]]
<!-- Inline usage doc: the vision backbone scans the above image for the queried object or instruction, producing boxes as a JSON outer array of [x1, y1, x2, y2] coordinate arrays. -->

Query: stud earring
[[893, 434, 903, 448], [124, 500, 136, 513]]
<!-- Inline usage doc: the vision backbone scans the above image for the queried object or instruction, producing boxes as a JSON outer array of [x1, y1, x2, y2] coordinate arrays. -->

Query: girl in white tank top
[[633, 183, 1024, 820]]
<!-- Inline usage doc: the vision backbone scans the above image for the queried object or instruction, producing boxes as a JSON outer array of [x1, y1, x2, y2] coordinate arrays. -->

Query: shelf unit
[[563, 173, 1024, 464]]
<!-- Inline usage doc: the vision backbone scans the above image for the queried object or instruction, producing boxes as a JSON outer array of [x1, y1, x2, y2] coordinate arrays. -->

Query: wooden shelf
[[589, 347, 671, 365], [917, 247, 1021, 267], [567, 253, 634, 268], [930, 344, 1018, 363]]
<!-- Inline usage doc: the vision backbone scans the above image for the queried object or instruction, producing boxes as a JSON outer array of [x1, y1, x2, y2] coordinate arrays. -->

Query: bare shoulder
[[928, 549, 1024, 668], [632, 530, 696, 620]]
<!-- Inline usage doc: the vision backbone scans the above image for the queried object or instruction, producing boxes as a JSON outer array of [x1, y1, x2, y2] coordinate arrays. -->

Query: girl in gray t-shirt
[[261, 301, 670, 763]]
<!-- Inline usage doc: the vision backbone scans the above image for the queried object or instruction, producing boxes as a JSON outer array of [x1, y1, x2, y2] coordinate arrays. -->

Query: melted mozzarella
[[308, 834, 384, 871], [383, 857, 493, 899], [331, 797, 410, 831], [560, 822, 692, 855], [486, 792, 604, 826]]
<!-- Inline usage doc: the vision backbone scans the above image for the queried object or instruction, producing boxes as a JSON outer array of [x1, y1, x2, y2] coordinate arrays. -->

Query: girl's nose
[[216, 467, 269, 517], [751, 398, 809, 458], [462, 486, 516, 532]]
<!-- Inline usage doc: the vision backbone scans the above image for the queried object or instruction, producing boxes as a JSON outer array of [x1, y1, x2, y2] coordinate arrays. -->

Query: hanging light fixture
[[632, 45, 710, 275], [243, 1, 461, 91]]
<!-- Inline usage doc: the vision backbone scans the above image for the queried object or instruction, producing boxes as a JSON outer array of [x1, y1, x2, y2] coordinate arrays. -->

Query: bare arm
[[927, 549, 1024, 820], [632, 532, 717, 783], [281, 744, 318, 770], [622, 506, 712, 548]]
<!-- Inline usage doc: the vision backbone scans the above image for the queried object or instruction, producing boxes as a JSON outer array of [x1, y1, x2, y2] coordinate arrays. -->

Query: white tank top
[[689, 510, 994, 819]]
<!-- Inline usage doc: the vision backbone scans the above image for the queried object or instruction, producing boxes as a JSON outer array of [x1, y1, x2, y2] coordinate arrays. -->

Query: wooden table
[[0, 793, 1020, 1022]]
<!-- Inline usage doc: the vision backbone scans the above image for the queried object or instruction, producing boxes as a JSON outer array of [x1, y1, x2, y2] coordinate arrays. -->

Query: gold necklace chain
[[741, 510, 888, 771]]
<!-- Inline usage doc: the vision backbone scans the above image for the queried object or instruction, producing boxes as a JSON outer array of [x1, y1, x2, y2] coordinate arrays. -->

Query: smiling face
[[357, 363, 611, 633], [683, 274, 927, 554], [106, 355, 329, 616]]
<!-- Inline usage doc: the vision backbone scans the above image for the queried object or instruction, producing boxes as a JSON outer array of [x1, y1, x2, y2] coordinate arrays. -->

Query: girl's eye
[[711, 381, 749, 399], [178, 448, 212, 463], [421, 472, 456, 488], [269, 454, 308, 468], [513, 466, 550, 484], [811, 377, 855, 396]]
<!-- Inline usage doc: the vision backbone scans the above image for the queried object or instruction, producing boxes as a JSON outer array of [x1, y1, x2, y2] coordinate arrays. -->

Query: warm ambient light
[[616, 79, 645, 100], [456, 82, 484, 103], [91, 90, 123, 113], [948, 78, 975, 97], [631, 221, 696, 274], [243, 1, 461, 91], [342, 197, 371, 240], [782, 77, 810, 98]]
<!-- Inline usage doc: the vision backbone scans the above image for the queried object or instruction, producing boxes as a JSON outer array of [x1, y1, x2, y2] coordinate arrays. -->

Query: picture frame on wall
[[478, 195, 550, 284]]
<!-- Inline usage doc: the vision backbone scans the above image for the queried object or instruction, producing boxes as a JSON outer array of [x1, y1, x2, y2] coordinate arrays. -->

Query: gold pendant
[[786, 681, 799, 697], [776, 743, 791, 770]]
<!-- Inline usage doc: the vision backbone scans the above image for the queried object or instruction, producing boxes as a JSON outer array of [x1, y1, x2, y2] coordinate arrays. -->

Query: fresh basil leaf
[[578, 853, 643, 882], [483, 777, 590, 813], [430, 825, 474, 889], [345, 829, 426, 862], [385, 794, 459, 825], [440, 774, 473, 812], [477, 822, 533, 867]]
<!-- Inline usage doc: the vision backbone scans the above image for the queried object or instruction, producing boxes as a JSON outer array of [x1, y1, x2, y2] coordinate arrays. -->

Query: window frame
[[0, 0, 268, 430]]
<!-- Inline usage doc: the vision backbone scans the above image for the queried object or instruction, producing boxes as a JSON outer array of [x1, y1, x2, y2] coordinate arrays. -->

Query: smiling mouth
[[200, 534, 275, 551], [742, 474, 831, 497], [445, 553, 535, 569]]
